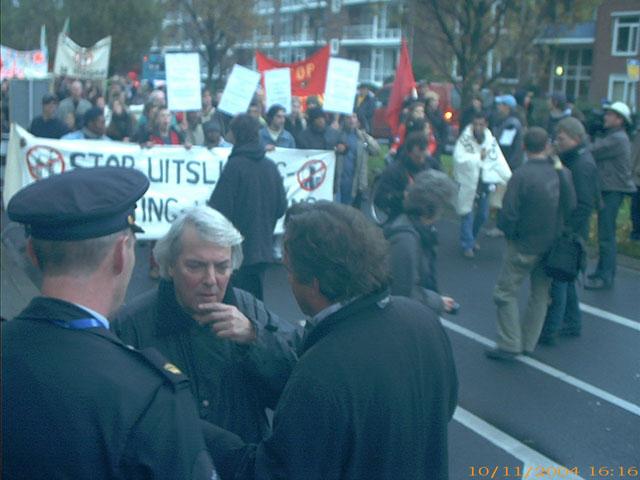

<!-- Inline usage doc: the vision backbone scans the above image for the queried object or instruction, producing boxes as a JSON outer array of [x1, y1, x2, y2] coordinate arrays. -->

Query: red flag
[[385, 39, 416, 137], [255, 46, 330, 101]]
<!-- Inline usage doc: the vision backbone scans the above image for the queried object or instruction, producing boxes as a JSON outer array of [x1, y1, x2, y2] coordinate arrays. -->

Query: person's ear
[[112, 234, 129, 275]]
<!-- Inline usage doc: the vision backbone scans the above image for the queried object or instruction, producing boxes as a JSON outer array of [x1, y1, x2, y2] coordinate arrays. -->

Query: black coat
[[202, 291, 458, 480], [559, 144, 600, 240], [384, 214, 444, 313], [374, 154, 426, 222], [2, 297, 215, 479], [296, 125, 344, 150], [498, 157, 576, 255], [113, 281, 299, 443], [208, 141, 287, 266]]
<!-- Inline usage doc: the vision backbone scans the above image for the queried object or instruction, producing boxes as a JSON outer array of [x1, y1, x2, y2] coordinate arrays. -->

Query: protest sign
[[0, 46, 48, 80], [323, 57, 360, 114], [4, 125, 335, 239], [165, 53, 202, 111], [264, 68, 292, 113], [217, 64, 261, 116], [53, 34, 111, 79]]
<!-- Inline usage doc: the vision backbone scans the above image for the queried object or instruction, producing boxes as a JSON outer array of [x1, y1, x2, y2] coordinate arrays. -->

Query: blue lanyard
[[51, 318, 105, 330]]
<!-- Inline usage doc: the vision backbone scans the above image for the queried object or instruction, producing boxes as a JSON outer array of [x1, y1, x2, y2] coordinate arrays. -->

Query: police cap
[[7, 167, 149, 241]]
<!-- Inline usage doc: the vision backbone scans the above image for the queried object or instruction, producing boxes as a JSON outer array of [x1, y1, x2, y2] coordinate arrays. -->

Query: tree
[[1, 0, 164, 74], [408, 0, 599, 108], [167, 0, 262, 89]]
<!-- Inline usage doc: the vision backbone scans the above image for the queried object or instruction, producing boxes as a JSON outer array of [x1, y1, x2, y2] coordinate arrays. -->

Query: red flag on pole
[[385, 39, 416, 137]]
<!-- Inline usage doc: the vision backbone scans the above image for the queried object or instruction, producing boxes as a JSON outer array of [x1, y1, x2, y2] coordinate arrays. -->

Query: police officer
[[2, 167, 218, 479]]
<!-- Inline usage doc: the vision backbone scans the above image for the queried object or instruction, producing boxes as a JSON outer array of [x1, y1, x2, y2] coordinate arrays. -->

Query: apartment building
[[235, 0, 404, 87], [536, 0, 638, 111]]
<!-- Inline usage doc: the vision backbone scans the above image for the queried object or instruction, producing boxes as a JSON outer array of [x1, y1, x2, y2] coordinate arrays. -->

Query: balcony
[[341, 24, 401, 44], [256, 0, 327, 14]]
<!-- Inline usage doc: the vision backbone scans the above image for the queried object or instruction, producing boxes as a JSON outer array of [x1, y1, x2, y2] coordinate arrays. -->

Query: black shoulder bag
[[543, 167, 586, 282]]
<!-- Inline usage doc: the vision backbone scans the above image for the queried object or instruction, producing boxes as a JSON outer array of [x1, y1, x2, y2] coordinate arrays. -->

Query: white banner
[[4, 124, 335, 239], [165, 53, 202, 111], [0, 45, 48, 80], [218, 64, 261, 116], [323, 57, 360, 115], [53, 34, 111, 79], [264, 68, 292, 113]]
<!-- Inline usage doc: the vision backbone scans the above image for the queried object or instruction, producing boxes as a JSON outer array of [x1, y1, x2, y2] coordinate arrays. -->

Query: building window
[[612, 14, 639, 56], [549, 47, 592, 100], [608, 74, 637, 112]]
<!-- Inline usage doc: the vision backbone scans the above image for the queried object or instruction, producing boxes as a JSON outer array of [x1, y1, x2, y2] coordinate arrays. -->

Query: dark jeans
[[232, 263, 268, 301], [542, 279, 582, 337], [460, 191, 490, 251], [631, 189, 640, 237], [595, 191, 624, 284]]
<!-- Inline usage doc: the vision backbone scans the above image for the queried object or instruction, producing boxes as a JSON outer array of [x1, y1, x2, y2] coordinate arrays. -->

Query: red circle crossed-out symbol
[[26, 145, 66, 180], [297, 159, 327, 192]]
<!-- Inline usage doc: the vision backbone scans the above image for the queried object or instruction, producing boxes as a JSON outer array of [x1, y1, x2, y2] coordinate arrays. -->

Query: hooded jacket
[[208, 141, 287, 266]]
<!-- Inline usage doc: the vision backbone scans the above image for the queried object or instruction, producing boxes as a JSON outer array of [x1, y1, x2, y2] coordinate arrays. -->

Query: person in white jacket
[[453, 112, 511, 257]]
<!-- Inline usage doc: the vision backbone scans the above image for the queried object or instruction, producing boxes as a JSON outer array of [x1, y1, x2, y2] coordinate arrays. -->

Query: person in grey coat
[[384, 170, 459, 314], [585, 102, 636, 290], [113, 206, 299, 444]]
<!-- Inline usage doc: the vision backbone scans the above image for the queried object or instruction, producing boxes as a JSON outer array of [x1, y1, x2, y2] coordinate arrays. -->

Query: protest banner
[[217, 64, 261, 116], [255, 46, 330, 109], [323, 57, 360, 115], [53, 34, 111, 79], [264, 68, 292, 113], [4, 124, 335, 239], [0, 46, 48, 80], [627, 59, 640, 82], [165, 53, 202, 111]]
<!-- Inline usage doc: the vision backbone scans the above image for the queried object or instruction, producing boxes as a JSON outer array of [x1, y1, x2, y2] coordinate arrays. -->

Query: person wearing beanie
[[539, 117, 599, 344], [297, 107, 347, 152]]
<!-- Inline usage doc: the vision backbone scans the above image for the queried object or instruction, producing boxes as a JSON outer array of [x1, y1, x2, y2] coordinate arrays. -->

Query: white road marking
[[579, 303, 640, 331], [454, 407, 585, 480], [441, 318, 640, 417]]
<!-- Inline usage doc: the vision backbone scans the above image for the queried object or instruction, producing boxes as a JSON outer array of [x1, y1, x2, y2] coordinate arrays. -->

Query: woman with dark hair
[[106, 96, 135, 141], [383, 170, 459, 314]]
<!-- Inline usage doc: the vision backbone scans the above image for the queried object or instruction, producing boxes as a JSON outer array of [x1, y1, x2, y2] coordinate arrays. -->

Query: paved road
[[3, 214, 639, 479]]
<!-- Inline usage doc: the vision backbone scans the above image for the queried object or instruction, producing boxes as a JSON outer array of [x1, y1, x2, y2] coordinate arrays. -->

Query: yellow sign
[[628, 59, 640, 82]]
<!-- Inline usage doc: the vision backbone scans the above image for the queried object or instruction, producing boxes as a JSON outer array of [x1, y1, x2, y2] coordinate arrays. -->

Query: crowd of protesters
[[1, 67, 639, 478]]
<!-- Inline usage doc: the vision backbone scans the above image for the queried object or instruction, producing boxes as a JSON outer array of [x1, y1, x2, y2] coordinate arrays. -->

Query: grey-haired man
[[113, 206, 298, 444]]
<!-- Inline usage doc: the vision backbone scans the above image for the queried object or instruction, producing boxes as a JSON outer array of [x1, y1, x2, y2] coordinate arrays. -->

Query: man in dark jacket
[[201, 201, 458, 479], [3, 167, 217, 479], [29, 93, 69, 138], [493, 94, 525, 171], [113, 206, 298, 444], [296, 107, 346, 151], [540, 117, 599, 344], [487, 127, 576, 360], [208, 114, 287, 300], [374, 132, 432, 223], [354, 83, 376, 134], [585, 101, 636, 290]]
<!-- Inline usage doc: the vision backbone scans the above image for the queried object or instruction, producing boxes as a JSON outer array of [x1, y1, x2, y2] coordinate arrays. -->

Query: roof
[[535, 22, 595, 45]]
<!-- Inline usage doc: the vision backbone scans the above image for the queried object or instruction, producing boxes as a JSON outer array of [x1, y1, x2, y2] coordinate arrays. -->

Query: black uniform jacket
[[2, 297, 216, 480], [203, 290, 459, 480], [113, 281, 299, 443]]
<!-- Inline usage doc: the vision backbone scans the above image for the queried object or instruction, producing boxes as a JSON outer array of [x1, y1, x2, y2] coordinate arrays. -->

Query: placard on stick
[[165, 53, 202, 111], [323, 57, 360, 115], [218, 64, 261, 116]]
